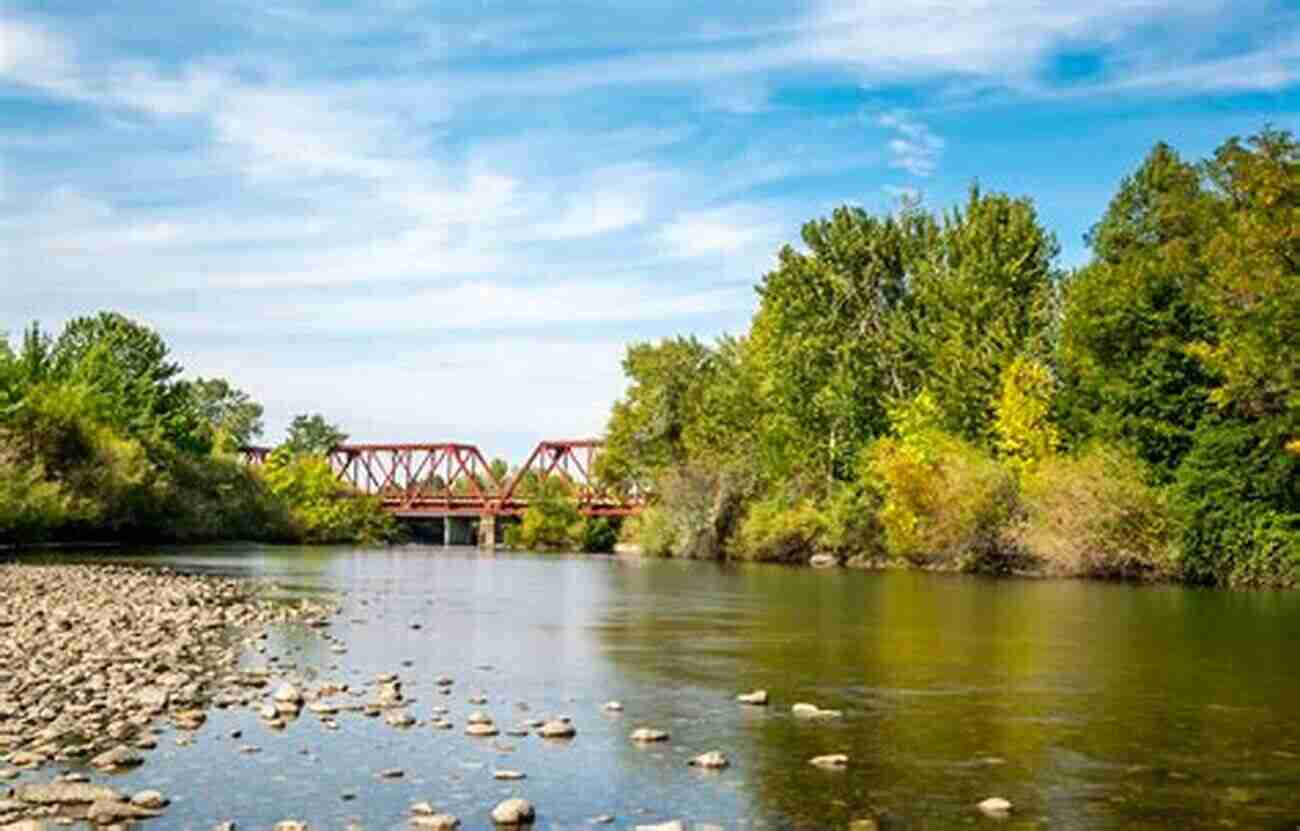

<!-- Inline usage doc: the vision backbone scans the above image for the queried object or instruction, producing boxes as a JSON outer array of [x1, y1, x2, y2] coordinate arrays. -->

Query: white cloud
[[659, 205, 784, 258], [877, 111, 944, 177]]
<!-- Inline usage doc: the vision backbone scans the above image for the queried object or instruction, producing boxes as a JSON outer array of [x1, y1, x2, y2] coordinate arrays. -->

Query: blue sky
[[2, 1, 1297, 460]]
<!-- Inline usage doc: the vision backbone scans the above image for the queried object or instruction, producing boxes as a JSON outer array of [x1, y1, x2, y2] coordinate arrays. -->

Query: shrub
[[1171, 419, 1300, 587], [579, 517, 618, 553], [628, 465, 751, 559], [261, 450, 398, 544], [729, 494, 824, 562], [508, 480, 585, 550], [1013, 444, 1175, 579], [863, 428, 1016, 567]]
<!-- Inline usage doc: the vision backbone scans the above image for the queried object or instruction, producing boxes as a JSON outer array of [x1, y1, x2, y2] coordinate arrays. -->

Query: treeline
[[0, 313, 395, 546], [600, 129, 1299, 587]]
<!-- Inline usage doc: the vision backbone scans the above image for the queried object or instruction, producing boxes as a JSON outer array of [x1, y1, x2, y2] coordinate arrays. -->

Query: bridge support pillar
[[478, 514, 496, 550], [442, 517, 452, 547]]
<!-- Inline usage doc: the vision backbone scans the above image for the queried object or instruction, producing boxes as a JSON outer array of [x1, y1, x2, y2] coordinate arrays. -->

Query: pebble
[[603, 701, 624, 712], [493, 770, 526, 780], [978, 797, 1013, 816], [688, 751, 730, 769], [737, 690, 769, 705], [809, 754, 849, 769], [377, 768, 405, 779], [791, 702, 842, 719], [629, 728, 670, 743], [537, 720, 577, 739], [490, 797, 536, 825]]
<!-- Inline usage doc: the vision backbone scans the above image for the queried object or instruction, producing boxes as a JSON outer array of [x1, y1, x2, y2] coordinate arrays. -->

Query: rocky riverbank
[[0, 562, 336, 827]]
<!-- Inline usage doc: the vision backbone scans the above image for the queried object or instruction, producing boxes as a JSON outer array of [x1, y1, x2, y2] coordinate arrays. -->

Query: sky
[[1, 1, 1298, 461]]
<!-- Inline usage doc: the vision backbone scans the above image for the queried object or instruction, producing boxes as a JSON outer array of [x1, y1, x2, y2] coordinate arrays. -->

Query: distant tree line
[[601, 128, 1298, 587], [0, 312, 395, 546]]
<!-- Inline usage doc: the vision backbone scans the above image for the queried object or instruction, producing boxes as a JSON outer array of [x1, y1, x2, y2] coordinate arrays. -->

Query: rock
[[629, 728, 670, 743], [634, 822, 685, 831], [411, 802, 436, 815], [385, 709, 416, 728], [490, 797, 536, 825], [85, 800, 162, 823], [468, 695, 488, 705], [809, 553, 837, 568], [15, 782, 125, 804], [465, 723, 499, 737], [89, 745, 144, 771], [589, 816, 615, 825], [273, 823, 307, 831], [0, 768, 17, 780], [130, 790, 168, 809], [977, 797, 1012, 817], [212, 824, 237, 831], [436, 676, 454, 687], [688, 751, 729, 769], [737, 690, 768, 705], [602, 701, 623, 712], [410, 815, 460, 830], [377, 768, 405, 779], [466, 710, 494, 725], [791, 702, 841, 719], [493, 770, 526, 780], [809, 754, 849, 769], [273, 684, 303, 705], [537, 720, 576, 739]]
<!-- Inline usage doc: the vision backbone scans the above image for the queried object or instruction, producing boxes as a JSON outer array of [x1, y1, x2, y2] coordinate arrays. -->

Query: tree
[[599, 337, 716, 490], [994, 356, 1060, 477], [747, 205, 936, 488], [282, 414, 348, 456], [901, 187, 1060, 444], [47, 312, 207, 453], [1056, 143, 1219, 479], [189, 377, 265, 450], [1193, 128, 1299, 436]]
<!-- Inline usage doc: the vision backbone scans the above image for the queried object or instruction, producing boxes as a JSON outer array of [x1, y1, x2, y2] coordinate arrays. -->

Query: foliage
[[863, 417, 1017, 568], [0, 314, 390, 548], [729, 494, 826, 563], [261, 449, 397, 544], [282, 413, 348, 456], [1170, 418, 1300, 587], [580, 517, 618, 554], [629, 465, 751, 559], [507, 479, 586, 551], [994, 356, 1060, 478], [190, 377, 265, 450], [1014, 444, 1175, 579]]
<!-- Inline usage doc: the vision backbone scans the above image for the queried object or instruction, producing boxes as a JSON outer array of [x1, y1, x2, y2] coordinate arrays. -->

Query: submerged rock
[[809, 754, 849, 769], [737, 690, 768, 705], [629, 728, 670, 743]]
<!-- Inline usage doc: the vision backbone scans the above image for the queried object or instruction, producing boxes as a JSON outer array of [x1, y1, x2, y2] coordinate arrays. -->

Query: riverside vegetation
[[601, 129, 1299, 587], [0, 313, 396, 547]]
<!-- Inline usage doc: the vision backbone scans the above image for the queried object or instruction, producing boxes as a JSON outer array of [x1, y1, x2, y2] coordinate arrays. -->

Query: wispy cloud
[[877, 111, 944, 177]]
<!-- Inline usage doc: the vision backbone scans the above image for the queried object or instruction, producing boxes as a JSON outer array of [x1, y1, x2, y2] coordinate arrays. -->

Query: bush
[[1013, 444, 1175, 579], [508, 480, 585, 550], [627, 465, 751, 559], [579, 517, 618, 553], [729, 494, 824, 562], [261, 450, 398, 544], [1171, 419, 1300, 587], [864, 429, 1017, 567]]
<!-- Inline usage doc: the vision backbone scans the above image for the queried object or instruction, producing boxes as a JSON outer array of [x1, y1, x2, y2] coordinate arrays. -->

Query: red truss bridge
[[240, 438, 642, 520]]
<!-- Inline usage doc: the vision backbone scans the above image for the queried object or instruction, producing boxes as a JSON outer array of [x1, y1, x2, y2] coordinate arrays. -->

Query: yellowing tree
[[994, 356, 1059, 477]]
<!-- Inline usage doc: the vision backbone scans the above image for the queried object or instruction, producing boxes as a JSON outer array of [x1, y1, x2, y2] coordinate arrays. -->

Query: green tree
[[600, 337, 716, 490], [189, 377, 265, 450], [282, 413, 348, 456], [901, 188, 1060, 444], [1057, 143, 1218, 478], [1193, 128, 1299, 436], [747, 205, 936, 487], [48, 312, 208, 453]]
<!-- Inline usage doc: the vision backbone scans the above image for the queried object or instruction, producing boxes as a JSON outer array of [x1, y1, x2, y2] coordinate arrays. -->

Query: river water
[[23, 545, 1300, 830]]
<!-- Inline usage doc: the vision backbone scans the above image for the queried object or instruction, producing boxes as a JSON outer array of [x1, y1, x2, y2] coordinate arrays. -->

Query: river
[[20, 544, 1300, 830]]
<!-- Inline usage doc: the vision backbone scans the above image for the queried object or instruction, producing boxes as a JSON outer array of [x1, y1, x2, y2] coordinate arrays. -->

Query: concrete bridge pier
[[478, 514, 496, 550]]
